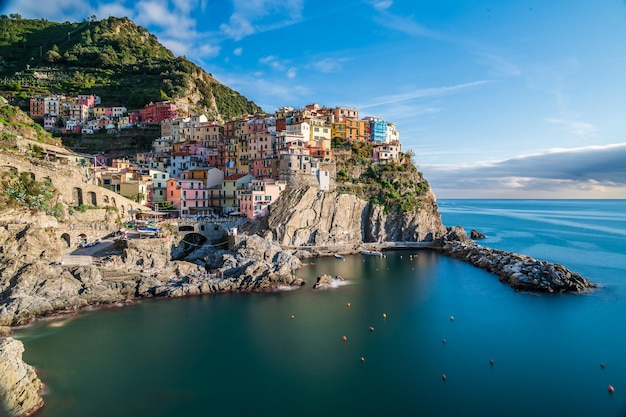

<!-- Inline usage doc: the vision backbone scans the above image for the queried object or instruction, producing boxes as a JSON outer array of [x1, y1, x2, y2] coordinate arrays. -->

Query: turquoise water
[[14, 199, 626, 417]]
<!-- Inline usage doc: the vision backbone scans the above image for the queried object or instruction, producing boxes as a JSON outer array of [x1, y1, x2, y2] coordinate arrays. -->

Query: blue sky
[[4, 0, 626, 198]]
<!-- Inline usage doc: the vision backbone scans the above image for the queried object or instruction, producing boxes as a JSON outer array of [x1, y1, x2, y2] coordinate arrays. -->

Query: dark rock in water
[[470, 229, 486, 239], [441, 240, 596, 293]]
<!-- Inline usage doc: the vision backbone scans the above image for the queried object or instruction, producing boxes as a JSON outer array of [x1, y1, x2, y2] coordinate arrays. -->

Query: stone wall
[[0, 138, 148, 216]]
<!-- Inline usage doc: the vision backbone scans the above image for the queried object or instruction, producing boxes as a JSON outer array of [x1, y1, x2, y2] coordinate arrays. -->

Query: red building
[[133, 101, 179, 124]]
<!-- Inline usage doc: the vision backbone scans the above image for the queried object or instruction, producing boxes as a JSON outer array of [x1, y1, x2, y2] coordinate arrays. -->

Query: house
[[239, 179, 286, 219], [373, 143, 401, 164], [221, 173, 252, 214]]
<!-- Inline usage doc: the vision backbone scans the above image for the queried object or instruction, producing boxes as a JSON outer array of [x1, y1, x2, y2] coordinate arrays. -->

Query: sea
[[12, 199, 626, 417]]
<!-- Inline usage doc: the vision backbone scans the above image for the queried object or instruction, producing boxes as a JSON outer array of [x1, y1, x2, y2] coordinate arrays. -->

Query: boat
[[334, 254, 344, 260], [137, 227, 162, 236], [360, 249, 383, 257]]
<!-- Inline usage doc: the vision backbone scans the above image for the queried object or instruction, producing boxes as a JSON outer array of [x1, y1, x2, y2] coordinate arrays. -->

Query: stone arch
[[182, 232, 206, 246], [72, 187, 84, 206], [111, 196, 117, 207], [120, 205, 125, 216], [87, 191, 97, 206], [103, 195, 110, 204], [60, 233, 71, 248], [178, 225, 194, 233]]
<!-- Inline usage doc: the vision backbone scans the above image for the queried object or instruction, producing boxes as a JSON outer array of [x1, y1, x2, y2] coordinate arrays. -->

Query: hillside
[[0, 15, 263, 120]]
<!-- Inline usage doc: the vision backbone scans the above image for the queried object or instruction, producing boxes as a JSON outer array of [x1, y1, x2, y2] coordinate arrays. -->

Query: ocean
[[13, 199, 626, 417]]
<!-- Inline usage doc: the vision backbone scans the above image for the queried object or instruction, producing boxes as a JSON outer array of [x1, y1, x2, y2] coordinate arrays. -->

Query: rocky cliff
[[264, 186, 447, 249], [0, 337, 44, 417]]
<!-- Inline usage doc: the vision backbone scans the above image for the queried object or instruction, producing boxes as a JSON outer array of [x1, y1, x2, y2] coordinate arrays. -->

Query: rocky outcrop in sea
[[0, 337, 44, 417], [441, 232, 596, 293]]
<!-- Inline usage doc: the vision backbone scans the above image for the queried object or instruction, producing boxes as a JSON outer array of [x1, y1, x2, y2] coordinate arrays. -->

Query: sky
[[3, 0, 626, 198]]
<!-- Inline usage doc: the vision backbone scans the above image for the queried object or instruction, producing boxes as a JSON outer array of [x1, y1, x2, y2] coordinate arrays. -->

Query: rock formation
[[470, 229, 486, 239], [442, 238, 596, 293], [0, 337, 44, 417], [0, 224, 304, 327], [265, 186, 447, 249]]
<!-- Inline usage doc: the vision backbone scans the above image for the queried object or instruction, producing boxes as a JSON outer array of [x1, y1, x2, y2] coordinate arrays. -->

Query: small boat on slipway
[[361, 249, 383, 257], [334, 254, 344, 260]]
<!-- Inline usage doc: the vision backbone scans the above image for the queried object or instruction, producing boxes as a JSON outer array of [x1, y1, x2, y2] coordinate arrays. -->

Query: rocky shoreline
[[0, 220, 597, 416]]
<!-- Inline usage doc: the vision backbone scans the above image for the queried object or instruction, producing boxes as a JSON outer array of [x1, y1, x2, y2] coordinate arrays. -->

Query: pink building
[[166, 178, 210, 217], [373, 144, 401, 164], [239, 179, 286, 219], [77, 94, 96, 108]]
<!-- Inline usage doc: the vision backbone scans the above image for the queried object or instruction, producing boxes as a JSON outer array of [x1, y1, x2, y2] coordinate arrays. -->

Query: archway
[[60, 233, 71, 248], [178, 225, 195, 233], [182, 232, 207, 246]]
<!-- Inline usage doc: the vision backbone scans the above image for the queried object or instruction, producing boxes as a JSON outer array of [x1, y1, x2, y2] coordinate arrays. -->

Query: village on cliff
[[28, 95, 402, 219]]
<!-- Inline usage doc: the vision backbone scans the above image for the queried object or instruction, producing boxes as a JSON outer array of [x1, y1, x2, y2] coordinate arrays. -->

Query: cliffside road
[[61, 238, 116, 265]]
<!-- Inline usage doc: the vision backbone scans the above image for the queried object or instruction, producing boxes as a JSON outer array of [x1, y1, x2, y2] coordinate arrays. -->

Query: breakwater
[[442, 240, 596, 293]]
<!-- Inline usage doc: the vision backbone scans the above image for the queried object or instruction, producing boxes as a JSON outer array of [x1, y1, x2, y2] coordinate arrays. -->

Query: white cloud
[[372, 1, 393, 11], [220, 0, 304, 40], [233, 47, 243, 56], [219, 13, 255, 41], [286, 67, 297, 79], [546, 118, 597, 137], [310, 58, 348, 73], [421, 143, 626, 198]]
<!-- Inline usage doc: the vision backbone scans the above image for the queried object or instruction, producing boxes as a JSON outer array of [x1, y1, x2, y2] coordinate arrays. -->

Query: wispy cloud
[[220, 0, 304, 40], [474, 52, 522, 77], [421, 143, 626, 198], [371, 11, 446, 40], [546, 118, 597, 137], [309, 57, 349, 73], [359, 80, 491, 109], [233, 47, 243, 56]]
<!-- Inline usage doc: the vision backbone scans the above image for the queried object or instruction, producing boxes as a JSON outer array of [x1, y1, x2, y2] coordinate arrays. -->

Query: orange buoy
[[609, 385, 615, 394], [347, 302, 351, 307], [290, 314, 295, 319], [382, 313, 387, 319], [369, 326, 375, 332], [342, 335, 347, 342], [442, 374, 447, 381]]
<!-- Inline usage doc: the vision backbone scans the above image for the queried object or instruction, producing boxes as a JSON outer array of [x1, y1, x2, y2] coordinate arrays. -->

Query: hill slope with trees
[[0, 15, 263, 120]]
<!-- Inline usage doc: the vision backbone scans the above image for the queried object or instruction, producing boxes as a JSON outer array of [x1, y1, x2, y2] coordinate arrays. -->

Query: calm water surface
[[14, 199, 626, 417]]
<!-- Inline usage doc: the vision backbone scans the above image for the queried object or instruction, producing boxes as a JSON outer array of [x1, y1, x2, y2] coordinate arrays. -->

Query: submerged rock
[[470, 229, 486, 239]]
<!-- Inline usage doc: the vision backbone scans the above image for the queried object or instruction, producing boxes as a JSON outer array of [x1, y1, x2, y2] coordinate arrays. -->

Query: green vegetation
[[0, 170, 65, 219], [336, 146, 431, 213], [0, 102, 59, 145], [0, 16, 263, 119]]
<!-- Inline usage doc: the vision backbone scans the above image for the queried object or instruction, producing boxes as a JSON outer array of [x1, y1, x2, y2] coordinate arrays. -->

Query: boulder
[[470, 229, 486, 239]]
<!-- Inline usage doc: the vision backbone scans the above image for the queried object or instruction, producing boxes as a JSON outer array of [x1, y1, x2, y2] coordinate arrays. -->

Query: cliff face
[[265, 186, 447, 247]]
